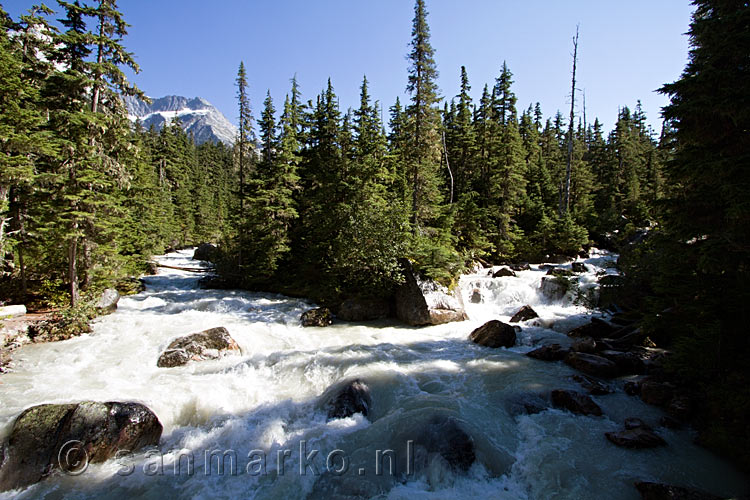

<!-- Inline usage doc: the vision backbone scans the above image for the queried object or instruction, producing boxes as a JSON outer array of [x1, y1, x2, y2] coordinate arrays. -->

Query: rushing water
[[0, 249, 747, 499]]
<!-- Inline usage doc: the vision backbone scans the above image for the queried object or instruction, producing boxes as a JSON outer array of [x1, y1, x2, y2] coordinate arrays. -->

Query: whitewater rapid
[[0, 249, 746, 499]]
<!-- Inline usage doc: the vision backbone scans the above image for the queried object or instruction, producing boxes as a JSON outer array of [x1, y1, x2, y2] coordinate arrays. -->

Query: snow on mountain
[[124, 95, 237, 146]]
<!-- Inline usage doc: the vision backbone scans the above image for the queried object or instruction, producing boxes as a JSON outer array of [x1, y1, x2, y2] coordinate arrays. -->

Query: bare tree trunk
[[69, 235, 79, 307], [442, 131, 454, 204], [91, 6, 104, 114], [562, 25, 579, 216]]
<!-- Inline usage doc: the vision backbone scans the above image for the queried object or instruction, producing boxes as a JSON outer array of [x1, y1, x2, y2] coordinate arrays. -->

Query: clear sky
[[4, 1, 694, 133]]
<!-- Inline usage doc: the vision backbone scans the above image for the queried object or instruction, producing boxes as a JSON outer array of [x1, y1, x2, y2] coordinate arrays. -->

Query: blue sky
[[4, 1, 694, 133]]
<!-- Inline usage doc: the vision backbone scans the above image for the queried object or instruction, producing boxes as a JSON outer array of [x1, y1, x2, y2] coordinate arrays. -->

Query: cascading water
[[0, 249, 746, 499]]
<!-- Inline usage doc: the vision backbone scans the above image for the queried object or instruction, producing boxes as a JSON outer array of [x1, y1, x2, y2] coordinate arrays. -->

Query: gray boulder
[[0, 402, 162, 492], [540, 276, 569, 301], [157, 326, 239, 367], [94, 289, 119, 315], [395, 260, 467, 326], [469, 320, 516, 348]]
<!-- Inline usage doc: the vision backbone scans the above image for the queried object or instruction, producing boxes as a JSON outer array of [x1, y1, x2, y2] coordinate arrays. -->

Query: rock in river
[[551, 389, 603, 416], [0, 402, 162, 492], [469, 320, 516, 348], [322, 379, 372, 420], [94, 288, 119, 315], [157, 326, 239, 367], [509, 305, 538, 323], [565, 352, 619, 378], [395, 259, 467, 326], [301, 307, 333, 327]]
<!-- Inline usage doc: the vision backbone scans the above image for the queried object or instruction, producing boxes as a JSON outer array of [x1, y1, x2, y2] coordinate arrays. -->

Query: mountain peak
[[125, 95, 237, 146]]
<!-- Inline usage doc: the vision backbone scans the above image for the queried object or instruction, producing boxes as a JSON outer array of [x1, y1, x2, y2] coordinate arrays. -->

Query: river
[[0, 249, 746, 499]]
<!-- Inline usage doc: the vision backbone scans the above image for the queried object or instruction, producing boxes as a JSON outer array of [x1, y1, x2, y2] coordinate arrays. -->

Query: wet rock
[[94, 288, 119, 315], [571, 374, 613, 395], [571, 337, 597, 354], [192, 243, 217, 262], [507, 393, 548, 416], [509, 262, 530, 272], [565, 352, 619, 378], [572, 262, 589, 273], [624, 417, 650, 430], [395, 259, 467, 326], [145, 261, 159, 275], [547, 254, 572, 264], [624, 380, 642, 396], [509, 305, 538, 323], [414, 415, 476, 473], [337, 298, 390, 322], [567, 317, 616, 339], [660, 416, 682, 429], [0, 305, 26, 318], [606, 427, 666, 449], [640, 380, 675, 407], [470, 288, 482, 304], [540, 276, 570, 301], [527, 344, 570, 361], [599, 349, 646, 375], [551, 389, 603, 416], [0, 401, 162, 492], [469, 320, 516, 348], [492, 267, 516, 278], [324, 380, 372, 420], [301, 307, 333, 327], [634, 482, 722, 500], [546, 268, 575, 278], [157, 326, 239, 367]]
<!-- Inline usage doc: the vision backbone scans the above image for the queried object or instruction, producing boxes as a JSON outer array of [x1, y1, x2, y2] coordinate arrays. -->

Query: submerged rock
[[551, 389, 603, 416], [323, 379, 372, 420], [506, 392, 549, 416], [337, 298, 390, 322], [192, 243, 217, 262], [509, 305, 538, 323], [0, 402, 162, 492], [527, 344, 570, 361], [156, 326, 239, 367], [94, 289, 119, 315], [414, 415, 476, 473], [634, 482, 722, 500], [469, 320, 516, 348], [570, 374, 613, 395], [301, 307, 333, 327], [395, 260, 467, 326], [565, 352, 619, 378]]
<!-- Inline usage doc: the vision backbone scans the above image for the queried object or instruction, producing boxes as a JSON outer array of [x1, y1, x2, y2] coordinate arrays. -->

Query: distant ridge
[[124, 95, 237, 146]]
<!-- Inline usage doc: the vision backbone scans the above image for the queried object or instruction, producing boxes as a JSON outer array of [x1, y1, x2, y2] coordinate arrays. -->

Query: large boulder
[[509, 305, 538, 323], [571, 262, 589, 273], [527, 344, 570, 361], [492, 267, 516, 278], [570, 374, 612, 395], [540, 276, 569, 301], [192, 243, 217, 262], [509, 262, 531, 272], [0, 402, 162, 492], [640, 380, 676, 407], [469, 320, 516, 348], [565, 352, 619, 378], [634, 482, 722, 500], [323, 379, 372, 420], [395, 260, 467, 326], [301, 307, 333, 327], [94, 289, 119, 315], [337, 299, 390, 322], [599, 349, 646, 375], [551, 389, 603, 416], [157, 327, 239, 367], [0, 305, 26, 318], [571, 337, 597, 354]]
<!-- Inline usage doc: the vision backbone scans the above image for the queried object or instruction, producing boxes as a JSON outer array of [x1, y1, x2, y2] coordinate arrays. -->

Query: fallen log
[[152, 262, 211, 273]]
